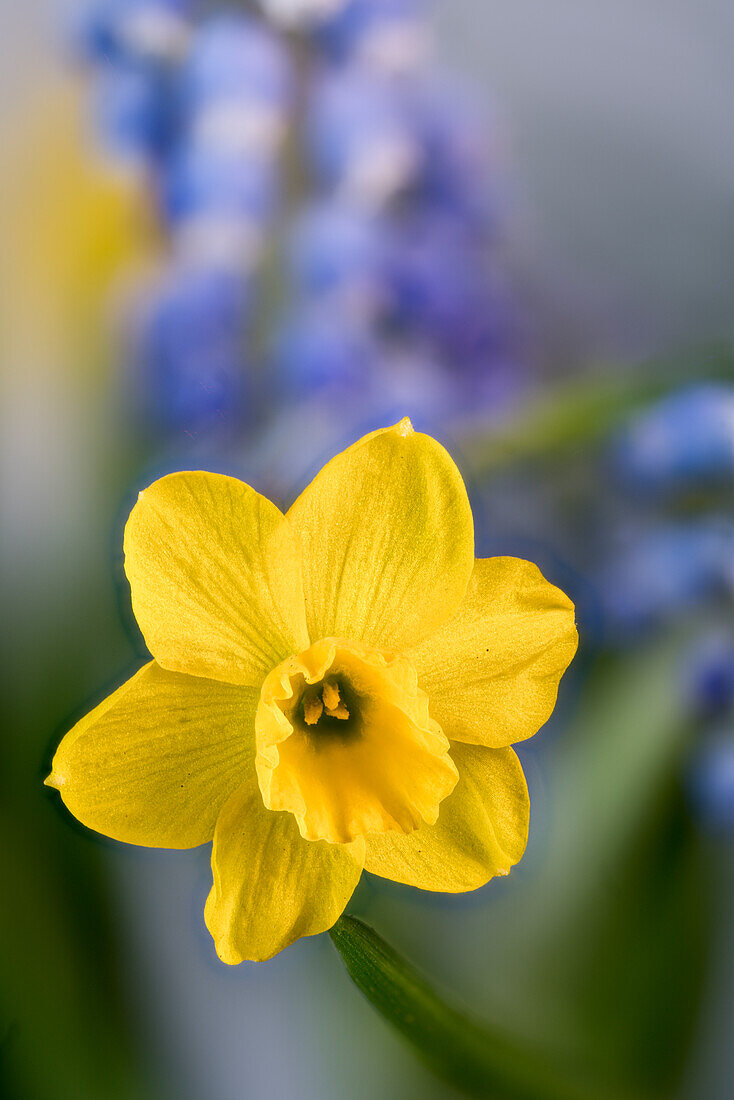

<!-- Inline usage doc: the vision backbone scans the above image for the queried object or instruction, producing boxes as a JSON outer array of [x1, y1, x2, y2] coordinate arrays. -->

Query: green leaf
[[330, 915, 644, 1100]]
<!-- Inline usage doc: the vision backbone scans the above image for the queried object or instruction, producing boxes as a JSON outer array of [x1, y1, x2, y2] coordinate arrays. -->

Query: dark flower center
[[299, 677, 362, 743]]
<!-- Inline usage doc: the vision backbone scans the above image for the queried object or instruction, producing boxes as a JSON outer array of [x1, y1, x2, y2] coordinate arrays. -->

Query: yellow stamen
[[303, 693, 323, 726], [326, 701, 350, 720], [322, 680, 340, 710]]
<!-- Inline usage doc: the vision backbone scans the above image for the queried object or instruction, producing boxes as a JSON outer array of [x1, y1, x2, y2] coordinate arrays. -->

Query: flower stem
[[329, 915, 648, 1100]]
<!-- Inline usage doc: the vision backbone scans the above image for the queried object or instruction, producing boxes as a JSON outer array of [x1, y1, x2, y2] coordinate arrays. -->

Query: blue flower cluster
[[75, 1, 298, 435], [282, 17, 513, 425], [597, 384, 734, 641], [687, 630, 734, 830], [596, 382, 734, 825], [596, 520, 733, 640], [73, 0, 516, 440], [689, 732, 734, 831], [689, 632, 734, 717], [612, 383, 734, 495]]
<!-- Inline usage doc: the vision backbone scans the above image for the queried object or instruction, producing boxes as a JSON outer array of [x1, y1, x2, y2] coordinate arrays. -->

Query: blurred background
[[2, 2, 733, 1098]]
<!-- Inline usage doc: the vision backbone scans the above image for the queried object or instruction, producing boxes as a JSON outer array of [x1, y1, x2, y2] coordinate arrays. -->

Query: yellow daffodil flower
[[46, 421, 577, 962]]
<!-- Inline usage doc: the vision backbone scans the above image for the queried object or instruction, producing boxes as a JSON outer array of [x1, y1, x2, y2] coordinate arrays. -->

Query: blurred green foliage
[[0, 393, 154, 1099], [333, 626, 710, 1098]]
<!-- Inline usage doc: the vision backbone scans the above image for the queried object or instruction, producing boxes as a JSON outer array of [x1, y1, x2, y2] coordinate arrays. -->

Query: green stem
[[330, 916, 648, 1100]]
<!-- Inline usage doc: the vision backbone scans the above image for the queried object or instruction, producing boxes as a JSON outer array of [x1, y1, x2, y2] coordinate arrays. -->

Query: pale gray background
[[437, 0, 734, 361]]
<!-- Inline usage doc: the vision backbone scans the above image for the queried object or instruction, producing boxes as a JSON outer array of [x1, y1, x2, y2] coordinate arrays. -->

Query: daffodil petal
[[205, 780, 365, 963], [287, 420, 474, 650], [124, 472, 309, 686], [46, 662, 258, 848], [364, 743, 529, 892], [408, 558, 578, 748]]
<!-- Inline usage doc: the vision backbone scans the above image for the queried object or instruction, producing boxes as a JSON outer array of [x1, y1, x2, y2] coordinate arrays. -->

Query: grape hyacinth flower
[[74, 0, 192, 66], [596, 522, 734, 641], [179, 13, 292, 208], [689, 732, 734, 831], [409, 74, 500, 228], [162, 145, 278, 251], [611, 383, 734, 495], [307, 64, 422, 206], [272, 303, 379, 398], [319, 0, 430, 73], [94, 56, 181, 165], [75, 4, 296, 433], [688, 633, 734, 718], [128, 262, 251, 435], [74, 0, 519, 452], [287, 200, 387, 315], [288, 8, 517, 436]]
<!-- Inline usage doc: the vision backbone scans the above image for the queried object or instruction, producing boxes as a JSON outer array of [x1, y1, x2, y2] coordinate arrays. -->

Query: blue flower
[[163, 142, 278, 229], [407, 75, 499, 227], [319, 0, 429, 71], [688, 732, 734, 831], [73, 0, 519, 455], [385, 211, 502, 358], [94, 59, 179, 162], [611, 383, 734, 494], [181, 14, 292, 153], [288, 200, 386, 307], [272, 304, 378, 398], [130, 263, 251, 432], [688, 634, 734, 717], [596, 522, 733, 640], [307, 64, 420, 203], [73, 0, 191, 65]]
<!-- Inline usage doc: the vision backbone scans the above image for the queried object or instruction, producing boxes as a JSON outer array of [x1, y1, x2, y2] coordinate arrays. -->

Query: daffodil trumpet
[[46, 420, 577, 962]]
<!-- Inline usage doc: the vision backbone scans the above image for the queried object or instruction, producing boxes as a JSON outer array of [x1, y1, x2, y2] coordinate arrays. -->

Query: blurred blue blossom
[[688, 634, 734, 717], [272, 304, 378, 398], [129, 262, 251, 433], [93, 59, 178, 163], [408, 75, 499, 227], [287, 200, 387, 311], [307, 65, 421, 205], [688, 732, 734, 831], [385, 213, 499, 356], [319, 0, 430, 72], [75, 0, 519, 448], [611, 383, 734, 495], [591, 380, 734, 651], [292, 42, 515, 424], [597, 522, 733, 641], [74, 0, 192, 65], [183, 15, 291, 115], [163, 144, 278, 235], [181, 14, 292, 161]]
